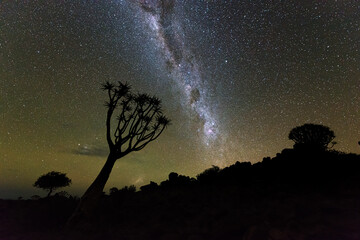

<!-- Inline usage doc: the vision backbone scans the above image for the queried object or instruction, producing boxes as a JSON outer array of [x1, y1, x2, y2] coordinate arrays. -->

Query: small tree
[[289, 123, 335, 150], [33, 171, 71, 197], [67, 81, 170, 227]]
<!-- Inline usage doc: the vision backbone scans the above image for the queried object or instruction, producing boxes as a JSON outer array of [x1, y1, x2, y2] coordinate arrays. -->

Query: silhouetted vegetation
[[160, 172, 195, 189], [68, 81, 170, 228], [196, 165, 220, 184], [109, 185, 136, 196], [289, 123, 335, 150], [33, 171, 71, 197], [2, 124, 360, 239]]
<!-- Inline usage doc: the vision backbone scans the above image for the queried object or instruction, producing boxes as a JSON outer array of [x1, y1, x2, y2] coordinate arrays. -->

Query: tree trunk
[[66, 153, 118, 230], [47, 188, 53, 198]]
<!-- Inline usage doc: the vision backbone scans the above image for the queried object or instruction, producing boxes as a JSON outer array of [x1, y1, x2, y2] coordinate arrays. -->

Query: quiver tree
[[67, 81, 170, 228], [288, 123, 335, 150], [33, 171, 71, 197]]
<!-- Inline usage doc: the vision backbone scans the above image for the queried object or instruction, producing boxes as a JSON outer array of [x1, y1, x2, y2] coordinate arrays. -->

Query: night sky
[[1, 0, 359, 199]]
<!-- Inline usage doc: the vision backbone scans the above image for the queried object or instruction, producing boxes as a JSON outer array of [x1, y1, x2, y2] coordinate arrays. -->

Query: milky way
[[1, 1, 359, 198], [134, 0, 221, 146]]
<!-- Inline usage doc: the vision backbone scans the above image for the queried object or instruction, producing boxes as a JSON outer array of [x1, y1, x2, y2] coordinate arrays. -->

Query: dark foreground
[[1, 149, 360, 240]]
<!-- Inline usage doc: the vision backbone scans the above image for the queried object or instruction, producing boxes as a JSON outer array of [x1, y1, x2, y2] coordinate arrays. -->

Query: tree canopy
[[288, 123, 335, 150], [102, 81, 171, 156], [33, 171, 71, 197]]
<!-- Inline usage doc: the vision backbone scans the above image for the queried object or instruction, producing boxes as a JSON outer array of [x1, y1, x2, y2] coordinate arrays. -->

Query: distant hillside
[[138, 148, 360, 191], [1, 148, 360, 240]]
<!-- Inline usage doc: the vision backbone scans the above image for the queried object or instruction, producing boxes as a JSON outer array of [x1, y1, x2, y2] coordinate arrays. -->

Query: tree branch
[[102, 81, 169, 157]]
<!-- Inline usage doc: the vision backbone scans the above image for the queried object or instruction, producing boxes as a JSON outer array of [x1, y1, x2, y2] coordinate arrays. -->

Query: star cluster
[[0, 0, 359, 198]]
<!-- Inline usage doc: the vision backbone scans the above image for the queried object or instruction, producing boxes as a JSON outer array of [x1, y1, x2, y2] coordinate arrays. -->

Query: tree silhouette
[[196, 165, 220, 184], [288, 123, 335, 150], [33, 171, 71, 197], [68, 81, 170, 227]]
